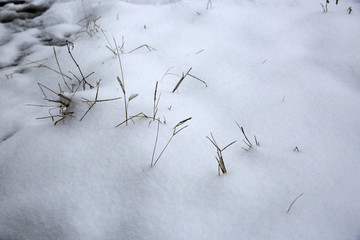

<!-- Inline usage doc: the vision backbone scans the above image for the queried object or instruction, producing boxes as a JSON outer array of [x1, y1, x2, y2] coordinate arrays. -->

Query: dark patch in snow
[[0, 0, 79, 69], [0, 0, 27, 8], [0, 1, 51, 23]]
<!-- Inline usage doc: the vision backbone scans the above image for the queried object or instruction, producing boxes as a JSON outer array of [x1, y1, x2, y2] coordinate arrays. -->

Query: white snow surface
[[1, 0, 360, 239]]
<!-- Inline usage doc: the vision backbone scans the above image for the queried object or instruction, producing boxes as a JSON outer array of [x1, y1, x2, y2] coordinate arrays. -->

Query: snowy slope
[[1, 0, 360, 239]]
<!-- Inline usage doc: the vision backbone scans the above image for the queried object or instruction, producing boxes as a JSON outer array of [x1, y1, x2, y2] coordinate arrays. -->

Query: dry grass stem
[[321, 0, 329, 12], [207, 132, 237, 175], [235, 122, 260, 150], [151, 117, 192, 167], [101, 29, 124, 55], [172, 67, 207, 93], [114, 37, 128, 125], [287, 193, 304, 213], [254, 135, 260, 146], [66, 41, 94, 90], [153, 81, 161, 120], [128, 44, 156, 54], [151, 119, 161, 167], [236, 122, 252, 148], [207, 0, 212, 9], [80, 80, 121, 121], [115, 112, 162, 127], [195, 49, 204, 55], [53, 47, 72, 92]]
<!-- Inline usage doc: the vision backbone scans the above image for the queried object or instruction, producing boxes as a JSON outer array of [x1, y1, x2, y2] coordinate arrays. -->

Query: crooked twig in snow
[[151, 117, 192, 167], [287, 193, 304, 213], [66, 40, 94, 91], [207, 132, 237, 176], [172, 67, 207, 93], [128, 44, 156, 54], [80, 80, 121, 121]]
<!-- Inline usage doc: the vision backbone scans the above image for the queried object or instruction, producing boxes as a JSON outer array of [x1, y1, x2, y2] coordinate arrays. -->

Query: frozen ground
[[0, 0, 360, 239]]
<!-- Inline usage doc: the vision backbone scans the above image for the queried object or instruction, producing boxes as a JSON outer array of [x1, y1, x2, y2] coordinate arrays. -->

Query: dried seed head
[[117, 76, 125, 94], [128, 93, 139, 102]]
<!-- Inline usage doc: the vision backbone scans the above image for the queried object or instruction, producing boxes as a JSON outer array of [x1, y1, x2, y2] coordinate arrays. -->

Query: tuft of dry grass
[[32, 83, 74, 125], [207, 133, 237, 176]]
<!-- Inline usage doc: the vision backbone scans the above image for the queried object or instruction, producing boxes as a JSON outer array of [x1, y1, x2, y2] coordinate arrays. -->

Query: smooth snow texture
[[1, 0, 360, 239]]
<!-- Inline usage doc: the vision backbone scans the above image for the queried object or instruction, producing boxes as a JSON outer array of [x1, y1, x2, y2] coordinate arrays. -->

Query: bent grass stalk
[[151, 117, 192, 167], [172, 67, 207, 93]]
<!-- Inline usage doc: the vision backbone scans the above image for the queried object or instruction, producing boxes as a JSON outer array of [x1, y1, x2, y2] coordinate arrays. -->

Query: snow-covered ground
[[1, 0, 360, 239]]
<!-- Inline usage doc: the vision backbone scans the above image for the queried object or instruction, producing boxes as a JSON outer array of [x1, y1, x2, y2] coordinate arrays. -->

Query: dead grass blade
[[287, 193, 304, 213], [66, 40, 94, 90], [207, 132, 236, 175], [172, 67, 207, 93], [129, 44, 156, 54], [151, 117, 192, 167]]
